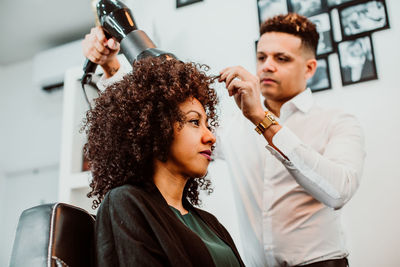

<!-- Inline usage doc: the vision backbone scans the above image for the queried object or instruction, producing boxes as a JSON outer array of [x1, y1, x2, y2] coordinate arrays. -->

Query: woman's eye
[[189, 119, 200, 126]]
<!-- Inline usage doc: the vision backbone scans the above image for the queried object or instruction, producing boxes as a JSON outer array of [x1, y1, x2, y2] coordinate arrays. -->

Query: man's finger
[[94, 41, 109, 55], [225, 72, 240, 88], [87, 55, 98, 64], [227, 79, 244, 96], [218, 70, 229, 82], [107, 38, 120, 51], [91, 50, 104, 62], [94, 26, 106, 43]]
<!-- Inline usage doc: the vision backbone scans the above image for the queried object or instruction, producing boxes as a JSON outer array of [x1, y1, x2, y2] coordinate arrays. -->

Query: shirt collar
[[283, 88, 314, 114]]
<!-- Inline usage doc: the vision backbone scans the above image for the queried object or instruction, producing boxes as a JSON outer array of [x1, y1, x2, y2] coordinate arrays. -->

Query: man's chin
[[261, 88, 278, 100]]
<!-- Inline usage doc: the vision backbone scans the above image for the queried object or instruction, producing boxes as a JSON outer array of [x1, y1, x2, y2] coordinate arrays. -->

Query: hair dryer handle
[[83, 58, 98, 76]]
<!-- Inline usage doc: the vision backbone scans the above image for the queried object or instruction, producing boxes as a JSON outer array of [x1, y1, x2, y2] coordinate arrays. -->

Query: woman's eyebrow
[[185, 110, 202, 117]]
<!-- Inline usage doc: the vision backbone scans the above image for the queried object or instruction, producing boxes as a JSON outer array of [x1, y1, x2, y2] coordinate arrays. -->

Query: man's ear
[[305, 58, 317, 80]]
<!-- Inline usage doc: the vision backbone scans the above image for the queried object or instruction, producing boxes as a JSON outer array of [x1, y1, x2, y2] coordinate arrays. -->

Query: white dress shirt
[[215, 88, 365, 266]]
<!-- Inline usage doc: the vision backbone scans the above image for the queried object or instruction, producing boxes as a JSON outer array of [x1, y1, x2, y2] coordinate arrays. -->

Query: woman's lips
[[200, 150, 212, 161]]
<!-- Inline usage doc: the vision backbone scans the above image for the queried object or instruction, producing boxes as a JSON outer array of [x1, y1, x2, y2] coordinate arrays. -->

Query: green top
[[170, 206, 240, 267]]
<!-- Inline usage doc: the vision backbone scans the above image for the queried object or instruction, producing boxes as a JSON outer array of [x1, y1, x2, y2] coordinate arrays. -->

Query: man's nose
[[260, 58, 277, 72]]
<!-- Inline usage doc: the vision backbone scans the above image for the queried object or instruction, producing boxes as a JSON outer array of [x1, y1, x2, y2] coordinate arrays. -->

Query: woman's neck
[[153, 161, 188, 215]]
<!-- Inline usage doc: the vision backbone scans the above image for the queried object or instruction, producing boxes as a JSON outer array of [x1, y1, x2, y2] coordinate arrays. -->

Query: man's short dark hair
[[260, 13, 319, 56]]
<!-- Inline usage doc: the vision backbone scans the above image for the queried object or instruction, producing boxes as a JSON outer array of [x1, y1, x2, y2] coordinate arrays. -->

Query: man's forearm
[[250, 111, 286, 159], [269, 120, 365, 209], [101, 57, 121, 78]]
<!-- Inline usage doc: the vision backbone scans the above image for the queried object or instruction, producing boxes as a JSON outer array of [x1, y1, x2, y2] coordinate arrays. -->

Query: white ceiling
[[0, 0, 95, 65]]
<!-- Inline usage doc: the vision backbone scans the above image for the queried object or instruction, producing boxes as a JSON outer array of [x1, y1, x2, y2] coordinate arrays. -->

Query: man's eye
[[257, 56, 265, 61], [190, 119, 200, 126], [277, 56, 289, 62]]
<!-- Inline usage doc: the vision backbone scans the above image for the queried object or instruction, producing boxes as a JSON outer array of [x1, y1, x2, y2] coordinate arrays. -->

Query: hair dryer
[[82, 0, 176, 85]]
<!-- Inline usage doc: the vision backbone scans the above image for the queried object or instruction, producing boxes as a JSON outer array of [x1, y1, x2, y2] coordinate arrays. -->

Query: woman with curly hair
[[83, 56, 244, 267]]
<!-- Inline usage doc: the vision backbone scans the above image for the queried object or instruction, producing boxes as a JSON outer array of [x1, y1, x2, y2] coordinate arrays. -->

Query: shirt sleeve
[[96, 62, 131, 91], [95, 190, 166, 267], [266, 112, 365, 209]]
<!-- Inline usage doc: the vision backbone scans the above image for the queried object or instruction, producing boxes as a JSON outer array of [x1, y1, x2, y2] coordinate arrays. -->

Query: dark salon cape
[[95, 184, 245, 267]]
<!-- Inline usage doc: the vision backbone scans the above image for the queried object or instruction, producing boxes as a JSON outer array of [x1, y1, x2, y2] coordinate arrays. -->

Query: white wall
[[130, 0, 400, 266], [0, 0, 399, 266], [0, 170, 6, 265], [0, 61, 63, 172], [0, 60, 63, 265]]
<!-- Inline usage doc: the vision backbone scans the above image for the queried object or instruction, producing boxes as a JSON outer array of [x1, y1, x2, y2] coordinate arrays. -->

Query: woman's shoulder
[[103, 184, 151, 207]]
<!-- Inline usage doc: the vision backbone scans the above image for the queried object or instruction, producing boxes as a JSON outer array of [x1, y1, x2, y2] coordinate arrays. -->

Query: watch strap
[[255, 111, 277, 135]]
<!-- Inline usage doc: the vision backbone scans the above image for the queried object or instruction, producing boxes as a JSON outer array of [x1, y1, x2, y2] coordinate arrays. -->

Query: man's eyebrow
[[275, 51, 290, 56], [257, 51, 291, 56]]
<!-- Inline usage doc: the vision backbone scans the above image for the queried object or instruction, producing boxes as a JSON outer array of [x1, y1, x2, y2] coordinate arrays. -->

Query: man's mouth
[[261, 78, 277, 84]]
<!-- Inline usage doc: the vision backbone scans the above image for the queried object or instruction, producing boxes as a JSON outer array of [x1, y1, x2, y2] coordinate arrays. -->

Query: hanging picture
[[309, 12, 335, 56], [327, 0, 357, 9], [176, 0, 203, 8], [287, 0, 328, 17], [307, 56, 331, 92], [338, 0, 389, 39], [257, 0, 288, 25], [338, 35, 377, 86]]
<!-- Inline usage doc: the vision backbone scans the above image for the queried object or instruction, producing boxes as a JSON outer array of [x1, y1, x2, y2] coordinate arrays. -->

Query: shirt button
[[264, 245, 273, 251]]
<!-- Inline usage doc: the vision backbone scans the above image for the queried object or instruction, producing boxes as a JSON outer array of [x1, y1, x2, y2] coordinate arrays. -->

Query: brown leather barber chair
[[10, 203, 95, 267]]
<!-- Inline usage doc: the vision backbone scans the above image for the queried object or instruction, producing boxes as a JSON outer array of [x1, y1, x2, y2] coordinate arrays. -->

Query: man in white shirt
[[82, 13, 365, 267], [217, 14, 365, 266]]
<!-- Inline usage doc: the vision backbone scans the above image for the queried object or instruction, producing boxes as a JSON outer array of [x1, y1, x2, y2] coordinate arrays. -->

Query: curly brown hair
[[83, 57, 219, 209], [260, 13, 319, 56]]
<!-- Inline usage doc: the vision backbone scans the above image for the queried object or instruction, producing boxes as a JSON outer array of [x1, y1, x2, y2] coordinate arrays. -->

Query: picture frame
[[326, 0, 358, 9], [338, 0, 389, 39], [307, 56, 332, 92], [309, 12, 335, 56], [257, 0, 288, 25], [286, 0, 328, 17], [176, 0, 203, 8], [338, 35, 377, 86]]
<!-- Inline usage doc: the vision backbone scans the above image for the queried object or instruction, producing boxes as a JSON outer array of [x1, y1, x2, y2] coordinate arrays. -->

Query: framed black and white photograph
[[176, 0, 203, 8], [287, 0, 327, 17], [338, 0, 389, 39], [257, 0, 288, 25], [338, 35, 377, 86], [307, 56, 331, 92], [327, 0, 357, 9], [309, 12, 335, 56]]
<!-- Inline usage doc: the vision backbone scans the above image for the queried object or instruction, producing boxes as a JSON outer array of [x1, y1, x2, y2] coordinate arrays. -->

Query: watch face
[[266, 113, 276, 123], [256, 111, 278, 135]]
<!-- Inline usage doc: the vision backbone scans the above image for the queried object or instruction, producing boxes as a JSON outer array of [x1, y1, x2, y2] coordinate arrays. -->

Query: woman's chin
[[189, 169, 208, 179]]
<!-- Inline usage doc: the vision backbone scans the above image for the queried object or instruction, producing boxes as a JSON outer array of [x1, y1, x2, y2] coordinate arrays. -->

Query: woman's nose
[[202, 127, 216, 145]]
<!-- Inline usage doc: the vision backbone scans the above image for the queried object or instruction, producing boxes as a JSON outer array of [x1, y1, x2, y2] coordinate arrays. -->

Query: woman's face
[[166, 97, 216, 179]]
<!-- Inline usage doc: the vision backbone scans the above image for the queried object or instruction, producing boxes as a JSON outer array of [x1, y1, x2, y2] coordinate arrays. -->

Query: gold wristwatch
[[255, 111, 277, 135]]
